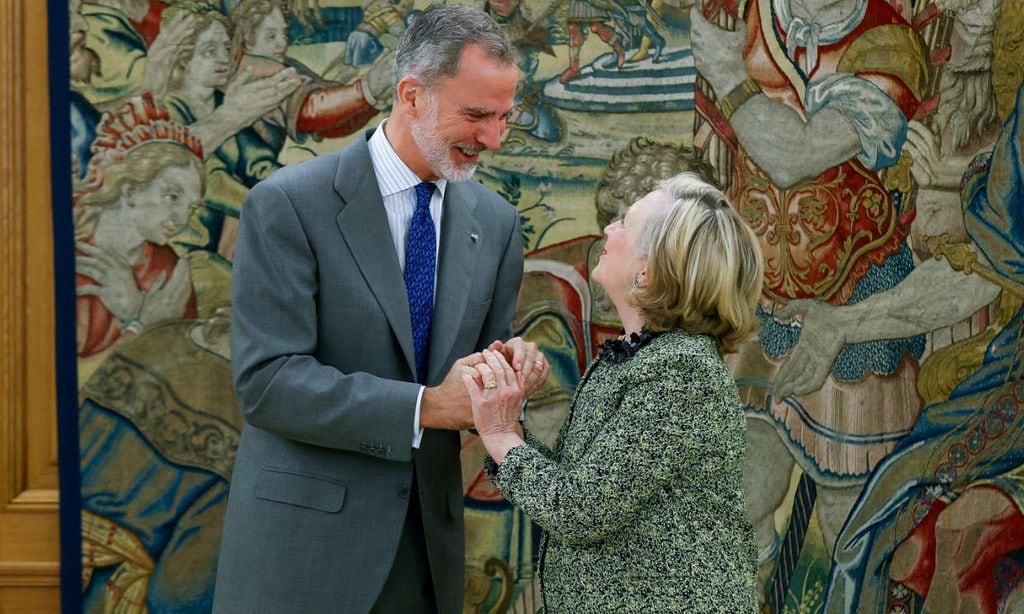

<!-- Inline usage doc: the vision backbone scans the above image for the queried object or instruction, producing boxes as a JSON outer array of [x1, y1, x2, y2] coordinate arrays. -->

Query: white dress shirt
[[366, 120, 447, 449]]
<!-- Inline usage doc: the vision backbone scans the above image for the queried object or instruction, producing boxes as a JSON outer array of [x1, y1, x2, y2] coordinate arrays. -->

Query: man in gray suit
[[213, 6, 548, 612]]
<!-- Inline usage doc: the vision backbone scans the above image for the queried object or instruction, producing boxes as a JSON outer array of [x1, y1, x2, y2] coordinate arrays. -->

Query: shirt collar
[[368, 119, 448, 200]]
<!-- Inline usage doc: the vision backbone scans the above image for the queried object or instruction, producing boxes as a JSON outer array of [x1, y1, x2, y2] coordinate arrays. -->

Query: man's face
[[248, 7, 289, 60], [410, 45, 518, 182]]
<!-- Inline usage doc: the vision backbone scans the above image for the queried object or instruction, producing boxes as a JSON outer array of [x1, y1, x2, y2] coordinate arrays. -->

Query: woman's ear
[[633, 270, 648, 289], [119, 182, 136, 207]]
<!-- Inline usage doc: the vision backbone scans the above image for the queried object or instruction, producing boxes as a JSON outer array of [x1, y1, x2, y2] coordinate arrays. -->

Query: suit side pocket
[[255, 466, 348, 513]]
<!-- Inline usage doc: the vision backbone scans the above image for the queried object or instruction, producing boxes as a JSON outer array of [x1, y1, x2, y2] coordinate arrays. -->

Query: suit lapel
[[427, 181, 481, 383], [333, 135, 417, 378]]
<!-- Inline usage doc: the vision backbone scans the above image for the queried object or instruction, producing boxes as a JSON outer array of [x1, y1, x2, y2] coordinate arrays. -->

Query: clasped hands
[[420, 337, 548, 432], [460, 348, 535, 464]]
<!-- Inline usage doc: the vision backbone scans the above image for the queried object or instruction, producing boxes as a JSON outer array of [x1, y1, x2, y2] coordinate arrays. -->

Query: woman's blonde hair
[[75, 141, 205, 209], [74, 142, 205, 237], [632, 172, 764, 354]]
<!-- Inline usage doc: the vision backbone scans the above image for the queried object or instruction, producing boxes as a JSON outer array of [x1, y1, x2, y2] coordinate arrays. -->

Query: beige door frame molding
[[0, 1, 62, 612]]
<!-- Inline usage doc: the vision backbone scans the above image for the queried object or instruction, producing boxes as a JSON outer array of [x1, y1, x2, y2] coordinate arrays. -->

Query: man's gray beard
[[937, 70, 998, 151], [410, 97, 478, 182], [934, 0, 1000, 150]]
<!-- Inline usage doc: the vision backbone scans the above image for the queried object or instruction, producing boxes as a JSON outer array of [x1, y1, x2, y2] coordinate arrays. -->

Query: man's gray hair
[[392, 4, 517, 91]]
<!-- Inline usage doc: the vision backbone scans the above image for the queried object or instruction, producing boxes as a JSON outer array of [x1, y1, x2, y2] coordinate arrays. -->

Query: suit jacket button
[[398, 486, 410, 498]]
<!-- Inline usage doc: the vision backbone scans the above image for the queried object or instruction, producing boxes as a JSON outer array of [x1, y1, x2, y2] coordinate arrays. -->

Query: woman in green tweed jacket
[[463, 172, 764, 612]]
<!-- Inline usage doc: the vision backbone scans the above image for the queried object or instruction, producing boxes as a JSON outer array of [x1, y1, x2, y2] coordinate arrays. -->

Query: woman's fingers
[[75, 257, 106, 282], [492, 349, 518, 390], [76, 284, 103, 297], [481, 350, 509, 387], [475, 361, 498, 389], [77, 242, 120, 268], [76, 241, 102, 256]]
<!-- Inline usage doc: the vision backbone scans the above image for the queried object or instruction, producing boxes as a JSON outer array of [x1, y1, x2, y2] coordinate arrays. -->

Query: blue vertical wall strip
[[46, 1, 82, 612]]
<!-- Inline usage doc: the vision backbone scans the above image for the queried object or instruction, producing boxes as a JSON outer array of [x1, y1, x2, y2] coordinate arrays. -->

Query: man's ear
[[395, 76, 423, 117]]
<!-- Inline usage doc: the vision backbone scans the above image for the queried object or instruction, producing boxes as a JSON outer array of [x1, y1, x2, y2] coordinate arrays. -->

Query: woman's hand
[[191, 67, 304, 155], [140, 12, 198, 100], [76, 241, 144, 322], [461, 349, 525, 463], [486, 337, 551, 399], [139, 258, 192, 328]]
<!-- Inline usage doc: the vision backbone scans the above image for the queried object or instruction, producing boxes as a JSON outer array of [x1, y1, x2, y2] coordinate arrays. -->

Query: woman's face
[[592, 189, 671, 301], [249, 8, 289, 59], [183, 21, 232, 89], [122, 164, 203, 246]]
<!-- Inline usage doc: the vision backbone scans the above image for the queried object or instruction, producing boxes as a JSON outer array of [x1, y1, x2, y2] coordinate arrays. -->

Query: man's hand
[[220, 67, 304, 129], [772, 299, 845, 399], [487, 337, 550, 399], [362, 50, 395, 108], [689, 5, 749, 97], [189, 67, 304, 156], [420, 353, 484, 430], [903, 120, 978, 191]]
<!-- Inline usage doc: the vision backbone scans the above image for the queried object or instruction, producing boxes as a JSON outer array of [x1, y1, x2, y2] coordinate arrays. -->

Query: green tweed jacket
[[486, 329, 758, 613]]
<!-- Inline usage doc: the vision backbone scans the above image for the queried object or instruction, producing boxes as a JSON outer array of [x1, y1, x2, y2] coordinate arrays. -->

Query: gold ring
[[483, 380, 498, 390]]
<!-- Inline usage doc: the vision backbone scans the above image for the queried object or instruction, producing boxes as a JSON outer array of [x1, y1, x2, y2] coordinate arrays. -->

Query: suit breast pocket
[[255, 466, 348, 513], [463, 298, 492, 323]]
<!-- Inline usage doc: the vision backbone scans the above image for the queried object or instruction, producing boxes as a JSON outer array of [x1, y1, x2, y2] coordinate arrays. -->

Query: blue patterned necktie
[[405, 181, 436, 384]]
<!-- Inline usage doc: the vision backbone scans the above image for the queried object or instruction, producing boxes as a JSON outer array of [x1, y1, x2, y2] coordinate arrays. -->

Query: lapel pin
[[469, 233, 479, 242]]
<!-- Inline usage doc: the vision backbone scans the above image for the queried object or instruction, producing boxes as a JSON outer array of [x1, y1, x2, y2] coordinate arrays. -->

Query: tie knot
[[415, 182, 435, 208]]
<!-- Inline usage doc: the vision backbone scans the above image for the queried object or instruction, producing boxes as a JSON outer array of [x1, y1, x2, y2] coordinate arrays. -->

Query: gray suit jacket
[[213, 130, 524, 613]]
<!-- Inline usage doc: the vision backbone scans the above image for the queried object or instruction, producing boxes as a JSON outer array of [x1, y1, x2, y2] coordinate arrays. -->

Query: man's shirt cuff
[[413, 385, 425, 448]]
